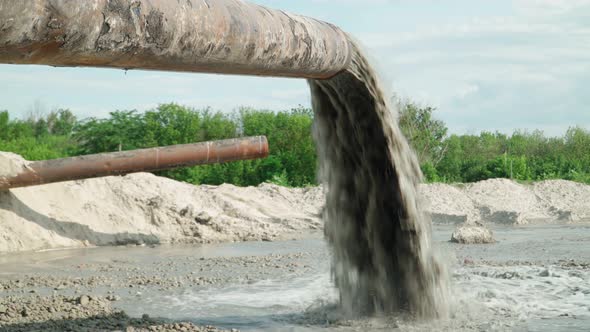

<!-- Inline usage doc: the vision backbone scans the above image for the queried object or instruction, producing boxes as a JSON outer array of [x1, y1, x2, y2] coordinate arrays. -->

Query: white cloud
[[357, 0, 590, 136]]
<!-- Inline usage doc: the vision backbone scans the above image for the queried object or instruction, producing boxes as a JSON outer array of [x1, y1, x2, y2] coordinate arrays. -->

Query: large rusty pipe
[[0, 136, 269, 190], [0, 0, 351, 79]]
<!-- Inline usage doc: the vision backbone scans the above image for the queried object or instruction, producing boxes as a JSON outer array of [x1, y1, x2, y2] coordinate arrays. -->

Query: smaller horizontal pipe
[[0, 136, 269, 190]]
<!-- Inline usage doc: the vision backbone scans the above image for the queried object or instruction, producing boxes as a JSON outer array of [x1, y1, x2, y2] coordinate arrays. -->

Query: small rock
[[451, 225, 495, 244], [0, 305, 7, 314], [106, 294, 121, 301], [194, 212, 212, 225], [79, 295, 90, 306], [539, 269, 550, 277]]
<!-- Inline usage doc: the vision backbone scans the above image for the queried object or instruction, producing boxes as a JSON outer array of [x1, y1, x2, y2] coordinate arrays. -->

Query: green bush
[[1, 103, 588, 186]]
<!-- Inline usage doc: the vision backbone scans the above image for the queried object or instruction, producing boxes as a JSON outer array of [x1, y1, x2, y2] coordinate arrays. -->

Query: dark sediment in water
[[309, 42, 448, 317]]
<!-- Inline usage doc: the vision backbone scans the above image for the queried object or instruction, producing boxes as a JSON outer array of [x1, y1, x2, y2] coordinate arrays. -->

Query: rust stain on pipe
[[0, 136, 269, 190], [0, 0, 352, 79]]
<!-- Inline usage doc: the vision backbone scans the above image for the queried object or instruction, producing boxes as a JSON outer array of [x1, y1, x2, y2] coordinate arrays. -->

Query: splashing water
[[309, 41, 449, 318]]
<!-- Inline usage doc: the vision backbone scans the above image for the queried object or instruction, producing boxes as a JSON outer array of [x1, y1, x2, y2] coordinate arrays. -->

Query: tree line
[[397, 101, 590, 184], [0, 105, 316, 187], [1, 103, 589, 186]]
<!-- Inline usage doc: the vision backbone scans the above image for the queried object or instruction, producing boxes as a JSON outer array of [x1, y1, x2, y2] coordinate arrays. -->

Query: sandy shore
[[0, 295, 229, 332], [0, 241, 320, 331]]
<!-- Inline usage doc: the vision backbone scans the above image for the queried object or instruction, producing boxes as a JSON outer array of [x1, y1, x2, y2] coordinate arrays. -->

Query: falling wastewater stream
[[309, 41, 449, 317]]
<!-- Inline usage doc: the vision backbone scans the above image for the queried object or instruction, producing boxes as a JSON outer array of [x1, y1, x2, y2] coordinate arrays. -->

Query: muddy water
[[2, 224, 588, 331], [118, 225, 590, 331], [309, 42, 447, 317]]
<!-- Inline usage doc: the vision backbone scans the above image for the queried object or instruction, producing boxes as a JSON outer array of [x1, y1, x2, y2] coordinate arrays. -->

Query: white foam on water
[[447, 264, 590, 330], [128, 261, 590, 331], [136, 272, 337, 329], [181, 274, 335, 310]]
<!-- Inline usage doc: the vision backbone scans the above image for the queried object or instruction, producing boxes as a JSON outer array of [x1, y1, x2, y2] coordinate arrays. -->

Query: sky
[[0, 0, 588, 136]]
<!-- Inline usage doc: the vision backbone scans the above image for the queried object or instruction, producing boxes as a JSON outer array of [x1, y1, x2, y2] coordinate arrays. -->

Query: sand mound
[[420, 183, 479, 225], [0, 173, 323, 253], [450, 226, 495, 244], [2, 150, 590, 252], [421, 179, 590, 225], [465, 179, 551, 224], [533, 180, 590, 222], [0, 152, 30, 189]]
